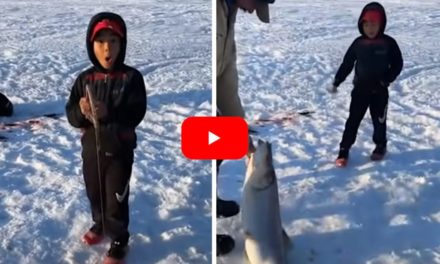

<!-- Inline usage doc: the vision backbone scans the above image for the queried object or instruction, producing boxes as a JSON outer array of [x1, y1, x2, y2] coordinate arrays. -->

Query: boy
[[330, 2, 403, 167], [66, 12, 146, 263]]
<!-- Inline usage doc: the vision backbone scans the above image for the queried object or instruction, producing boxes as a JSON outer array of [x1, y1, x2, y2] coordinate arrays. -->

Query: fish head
[[245, 139, 275, 189]]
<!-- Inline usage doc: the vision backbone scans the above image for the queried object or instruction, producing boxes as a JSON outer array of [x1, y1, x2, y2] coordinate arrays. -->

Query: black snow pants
[[82, 127, 134, 245], [340, 86, 389, 150]]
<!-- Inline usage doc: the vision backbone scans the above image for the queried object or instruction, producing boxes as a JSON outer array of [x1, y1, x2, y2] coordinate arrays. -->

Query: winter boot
[[217, 234, 235, 256], [103, 240, 128, 264], [82, 224, 103, 245], [336, 148, 349, 167], [371, 145, 386, 161], [217, 197, 239, 218]]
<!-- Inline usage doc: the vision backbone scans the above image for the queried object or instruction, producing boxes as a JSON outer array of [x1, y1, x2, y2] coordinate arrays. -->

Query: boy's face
[[93, 29, 121, 70], [363, 21, 380, 39]]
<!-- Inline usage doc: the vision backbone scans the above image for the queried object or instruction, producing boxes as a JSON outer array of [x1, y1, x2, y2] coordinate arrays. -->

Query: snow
[[217, 1, 440, 264], [0, 0, 211, 263]]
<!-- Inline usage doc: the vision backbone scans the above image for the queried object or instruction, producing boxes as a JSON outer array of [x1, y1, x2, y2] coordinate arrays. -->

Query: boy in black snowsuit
[[330, 2, 403, 167], [66, 12, 146, 263]]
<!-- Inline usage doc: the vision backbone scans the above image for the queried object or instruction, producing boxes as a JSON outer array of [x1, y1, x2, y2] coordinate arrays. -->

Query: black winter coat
[[334, 2, 403, 90], [65, 12, 146, 153]]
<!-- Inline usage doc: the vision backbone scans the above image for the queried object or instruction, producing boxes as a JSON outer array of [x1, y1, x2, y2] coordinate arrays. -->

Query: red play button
[[181, 117, 249, 160]]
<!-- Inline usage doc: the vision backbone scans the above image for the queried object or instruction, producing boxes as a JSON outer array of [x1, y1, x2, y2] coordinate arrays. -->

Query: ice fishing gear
[[0, 113, 62, 132], [251, 110, 314, 125]]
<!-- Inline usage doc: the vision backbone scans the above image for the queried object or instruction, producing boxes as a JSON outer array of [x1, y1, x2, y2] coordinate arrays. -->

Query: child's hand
[[95, 101, 108, 120], [79, 97, 92, 116]]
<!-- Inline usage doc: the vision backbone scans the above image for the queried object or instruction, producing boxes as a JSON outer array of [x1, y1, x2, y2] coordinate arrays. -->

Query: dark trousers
[[340, 88, 388, 150], [83, 147, 134, 244], [217, 160, 223, 173]]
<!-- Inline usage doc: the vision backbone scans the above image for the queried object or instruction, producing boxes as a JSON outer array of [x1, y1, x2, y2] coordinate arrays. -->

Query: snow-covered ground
[[0, 1, 211, 263], [217, 1, 440, 263]]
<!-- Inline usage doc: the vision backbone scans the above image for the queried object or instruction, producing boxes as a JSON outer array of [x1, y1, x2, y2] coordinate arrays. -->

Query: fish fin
[[243, 248, 251, 264], [243, 230, 253, 264], [244, 230, 254, 240]]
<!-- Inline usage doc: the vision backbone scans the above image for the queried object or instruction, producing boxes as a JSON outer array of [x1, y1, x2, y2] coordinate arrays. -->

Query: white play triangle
[[208, 131, 220, 145]]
